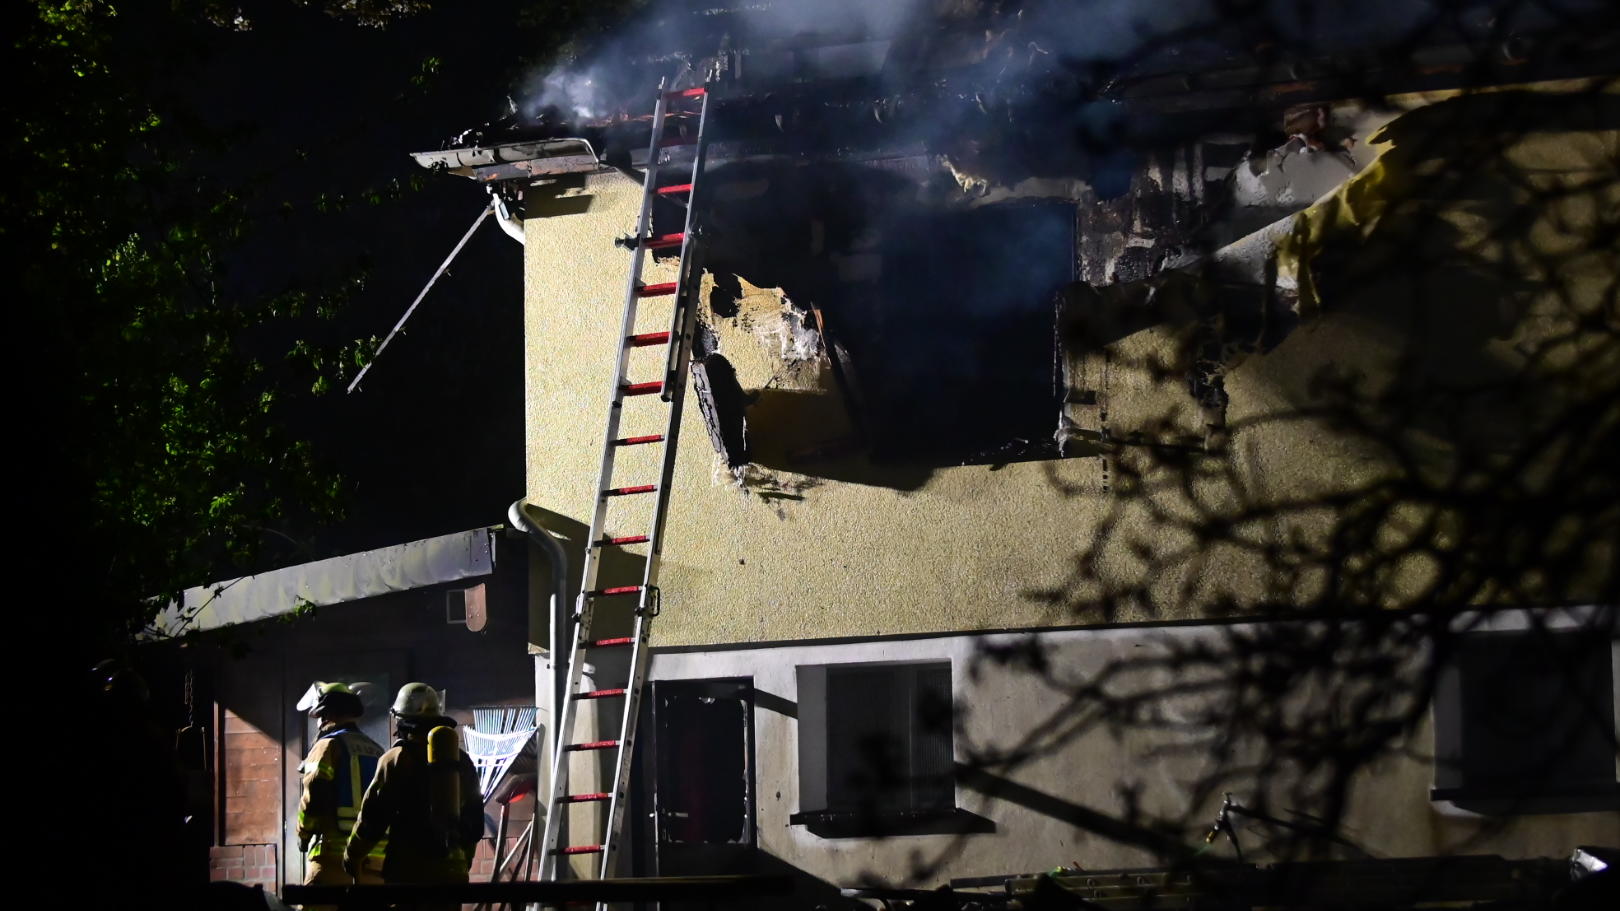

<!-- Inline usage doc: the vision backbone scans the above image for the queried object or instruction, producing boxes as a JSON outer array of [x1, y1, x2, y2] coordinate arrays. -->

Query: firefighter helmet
[[390, 682, 443, 719], [309, 681, 364, 720], [92, 658, 149, 706]]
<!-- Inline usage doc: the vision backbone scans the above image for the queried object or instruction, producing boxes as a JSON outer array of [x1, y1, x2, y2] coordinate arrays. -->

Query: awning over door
[[150, 526, 498, 637]]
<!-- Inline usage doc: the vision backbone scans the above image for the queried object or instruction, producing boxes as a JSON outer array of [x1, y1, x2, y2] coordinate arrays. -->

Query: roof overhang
[[149, 526, 499, 638], [410, 138, 602, 182]]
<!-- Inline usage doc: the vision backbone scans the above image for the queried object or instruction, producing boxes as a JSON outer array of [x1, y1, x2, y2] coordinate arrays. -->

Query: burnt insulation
[[691, 352, 750, 467]]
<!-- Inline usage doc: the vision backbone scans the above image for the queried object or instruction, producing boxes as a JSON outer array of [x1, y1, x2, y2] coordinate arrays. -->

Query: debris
[[773, 299, 823, 363], [691, 353, 750, 467]]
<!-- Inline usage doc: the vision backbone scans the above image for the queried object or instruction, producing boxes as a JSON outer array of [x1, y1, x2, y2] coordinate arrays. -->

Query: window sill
[[789, 807, 995, 838], [1430, 782, 1620, 815]]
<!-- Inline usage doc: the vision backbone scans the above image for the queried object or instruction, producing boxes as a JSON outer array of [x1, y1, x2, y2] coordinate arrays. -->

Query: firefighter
[[88, 659, 187, 910], [344, 682, 483, 910], [296, 681, 387, 898]]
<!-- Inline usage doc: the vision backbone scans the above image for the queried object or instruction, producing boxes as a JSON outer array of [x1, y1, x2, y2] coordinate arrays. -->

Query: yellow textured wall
[[525, 171, 1277, 645], [523, 83, 1616, 646]]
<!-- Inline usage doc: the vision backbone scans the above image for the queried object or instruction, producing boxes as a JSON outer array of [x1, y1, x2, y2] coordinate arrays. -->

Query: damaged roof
[[412, 0, 1620, 181]]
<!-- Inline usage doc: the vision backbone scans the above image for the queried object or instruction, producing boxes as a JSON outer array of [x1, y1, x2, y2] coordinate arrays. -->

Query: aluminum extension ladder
[[537, 81, 713, 887]]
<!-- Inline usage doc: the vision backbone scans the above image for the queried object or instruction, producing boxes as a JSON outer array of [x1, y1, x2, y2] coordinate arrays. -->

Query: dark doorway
[[631, 677, 863, 910], [642, 678, 755, 878]]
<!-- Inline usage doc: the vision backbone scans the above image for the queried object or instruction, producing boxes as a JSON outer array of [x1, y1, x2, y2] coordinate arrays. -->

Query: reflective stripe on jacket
[[297, 724, 386, 858]]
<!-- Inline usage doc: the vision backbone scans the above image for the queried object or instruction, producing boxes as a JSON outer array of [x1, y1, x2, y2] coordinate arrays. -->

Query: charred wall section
[[689, 159, 1080, 475], [683, 124, 1275, 480]]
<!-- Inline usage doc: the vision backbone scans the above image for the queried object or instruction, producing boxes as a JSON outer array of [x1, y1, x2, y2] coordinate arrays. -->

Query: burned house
[[176, 0, 1619, 904], [415, 1, 1620, 902]]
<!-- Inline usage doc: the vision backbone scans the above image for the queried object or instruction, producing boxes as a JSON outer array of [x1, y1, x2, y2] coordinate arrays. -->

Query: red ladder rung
[[644, 232, 685, 250], [559, 793, 611, 804], [636, 282, 679, 297], [556, 844, 605, 855], [665, 87, 707, 100], [564, 740, 620, 752], [575, 688, 626, 700], [657, 183, 693, 196], [605, 484, 657, 497], [592, 587, 642, 597], [613, 434, 664, 446], [589, 636, 636, 647], [628, 331, 670, 347], [599, 535, 649, 547], [621, 381, 663, 396]]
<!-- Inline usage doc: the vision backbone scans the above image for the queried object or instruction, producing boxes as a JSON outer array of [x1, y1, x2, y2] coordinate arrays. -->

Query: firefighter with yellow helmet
[[344, 682, 483, 906], [296, 681, 387, 895]]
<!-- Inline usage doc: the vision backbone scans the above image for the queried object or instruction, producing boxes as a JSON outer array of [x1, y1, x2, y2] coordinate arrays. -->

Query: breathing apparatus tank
[[427, 724, 461, 854]]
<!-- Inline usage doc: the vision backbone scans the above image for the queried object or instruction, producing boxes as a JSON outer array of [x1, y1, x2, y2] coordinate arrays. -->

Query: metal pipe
[[506, 500, 571, 783], [348, 203, 492, 393], [490, 190, 526, 246]]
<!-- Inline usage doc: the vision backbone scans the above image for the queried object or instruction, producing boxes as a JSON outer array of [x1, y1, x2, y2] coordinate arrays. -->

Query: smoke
[[516, 3, 708, 121], [512, 0, 1556, 134], [740, 0, 923, 38], [515, 0, 922, 121], [527, 68, 609, 122]]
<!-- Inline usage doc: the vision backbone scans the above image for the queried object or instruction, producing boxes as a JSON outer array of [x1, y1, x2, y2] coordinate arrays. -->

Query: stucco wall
[[522, 82, 1616, 647], [527, 175, 1104, 644], [523, 167, 1238, 644], [641, 613, 1619, 885]]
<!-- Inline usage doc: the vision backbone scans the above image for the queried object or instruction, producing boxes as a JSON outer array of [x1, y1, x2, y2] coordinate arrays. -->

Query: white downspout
[[506, 500, 570, 798], [490, 191, 526, 246], [487, 137, 599, 247]]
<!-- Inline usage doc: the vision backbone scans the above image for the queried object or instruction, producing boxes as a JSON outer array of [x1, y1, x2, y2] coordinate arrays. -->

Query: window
[[691, 166, 1080, 476], [794, 661, 975, 836], [1431, 627, 1619, 813], [845, 203, 1075, 465]]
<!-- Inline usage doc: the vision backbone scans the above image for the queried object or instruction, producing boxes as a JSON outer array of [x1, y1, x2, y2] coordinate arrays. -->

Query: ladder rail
[[576, 82, 674, 604], [594, 610, 654, 882], [645, 86, 711, 592], [596, 87, 711, 881], [539, 80, 713, 896], [540, 78, 673, 883], [660, 109, 711, 398], [536, 619, 585, 882]]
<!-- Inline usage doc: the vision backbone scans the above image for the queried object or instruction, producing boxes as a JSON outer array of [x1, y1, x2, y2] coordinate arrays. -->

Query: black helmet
[[92, 658, 150, 706]]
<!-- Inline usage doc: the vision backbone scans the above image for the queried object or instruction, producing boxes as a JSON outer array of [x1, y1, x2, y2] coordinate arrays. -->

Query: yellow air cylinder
[[427, 725, 458, 767], [427, 725, 460, 847]]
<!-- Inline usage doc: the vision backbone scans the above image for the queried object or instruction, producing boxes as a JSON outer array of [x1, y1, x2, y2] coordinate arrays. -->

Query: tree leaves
[[17, 1, 355, 642]]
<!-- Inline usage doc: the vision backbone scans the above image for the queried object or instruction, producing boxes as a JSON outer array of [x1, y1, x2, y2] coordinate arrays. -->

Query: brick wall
[[221, 707, 281, 845], [208, 838, 527, 891], [469, 834, 529, 882], [205, 574, 535, 896], [209, 844, 278, 891]]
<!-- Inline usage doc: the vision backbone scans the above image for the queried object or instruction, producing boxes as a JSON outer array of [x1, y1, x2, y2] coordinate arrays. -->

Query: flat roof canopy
[[150, 526, 499, 638]]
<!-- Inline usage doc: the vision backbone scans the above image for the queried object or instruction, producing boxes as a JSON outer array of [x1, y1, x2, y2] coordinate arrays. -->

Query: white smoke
[[515, 1, 1601, 124], [529, 67, 609, 121]]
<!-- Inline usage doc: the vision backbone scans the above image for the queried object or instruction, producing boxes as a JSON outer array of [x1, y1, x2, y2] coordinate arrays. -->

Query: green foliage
[[191, 0, 431, 30], [13, 1, 360, 644], [300, 0, 432, 29], [12, 0, 600, 650], [283, 596, 319, 622]]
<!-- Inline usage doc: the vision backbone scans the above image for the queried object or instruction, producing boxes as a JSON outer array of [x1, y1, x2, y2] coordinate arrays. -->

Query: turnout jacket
[[344, 730, 483, 882], [297, 723, 386, 859]]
